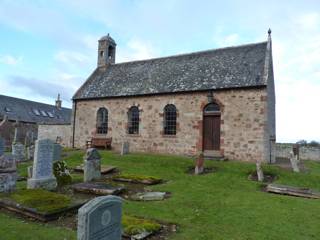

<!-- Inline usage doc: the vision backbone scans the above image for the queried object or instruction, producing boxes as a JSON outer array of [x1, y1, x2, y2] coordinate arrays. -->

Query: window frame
[[96, 107, 108, 134], [127, 106, 140, 134], [163, 104, 177, 135]]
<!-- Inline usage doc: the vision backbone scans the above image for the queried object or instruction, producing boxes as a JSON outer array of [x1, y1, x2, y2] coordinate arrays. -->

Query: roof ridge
[[112, 41, 268, 66], [0, 94, 71, 111]]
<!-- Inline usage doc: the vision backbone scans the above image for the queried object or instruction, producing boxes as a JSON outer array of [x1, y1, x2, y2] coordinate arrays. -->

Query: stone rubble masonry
[[73, 88, 272, 162], [38, 124, 72, 147]]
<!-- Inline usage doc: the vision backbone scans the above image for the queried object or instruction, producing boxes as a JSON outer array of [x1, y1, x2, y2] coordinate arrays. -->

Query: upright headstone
[[27, 139, 57, 190], [53, 143, 62, 162], [256, 162, 264, 182], [121, 142, 129, 155], [194, 153, 204, 175], [0, 137, 4, 156], [12, 142, 25, 162], [0, 154, 17, 192], [77, 195, 122, 240], [289, 151, 300, 173], [27, 145, 35, 161], [84, 148, 101, 182]]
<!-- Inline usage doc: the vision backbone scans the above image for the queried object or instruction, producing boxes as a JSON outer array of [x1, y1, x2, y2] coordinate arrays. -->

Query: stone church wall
[[38, 124, 72, 147], [73, 88, 270, 162]]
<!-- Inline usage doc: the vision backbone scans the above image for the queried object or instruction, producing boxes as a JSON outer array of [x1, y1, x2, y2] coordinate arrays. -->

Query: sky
[[0, 0, 319, 143]]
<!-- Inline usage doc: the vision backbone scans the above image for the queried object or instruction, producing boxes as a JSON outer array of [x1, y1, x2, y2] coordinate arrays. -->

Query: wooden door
[[203, 115, 220, 150]]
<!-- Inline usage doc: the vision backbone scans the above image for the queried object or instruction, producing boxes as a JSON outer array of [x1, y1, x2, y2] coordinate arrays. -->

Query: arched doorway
[[203, 103, 221, 151]]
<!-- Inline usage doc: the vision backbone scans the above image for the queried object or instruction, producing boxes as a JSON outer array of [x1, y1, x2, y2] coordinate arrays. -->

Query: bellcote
[[97, 34, 116, 67]]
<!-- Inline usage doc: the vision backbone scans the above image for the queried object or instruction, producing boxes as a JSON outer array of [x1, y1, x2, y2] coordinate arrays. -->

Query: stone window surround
[[96, 107, 108, 134]]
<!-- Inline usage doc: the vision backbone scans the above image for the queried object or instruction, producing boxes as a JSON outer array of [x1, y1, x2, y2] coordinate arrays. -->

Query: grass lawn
[[1, 150, 320, 239]]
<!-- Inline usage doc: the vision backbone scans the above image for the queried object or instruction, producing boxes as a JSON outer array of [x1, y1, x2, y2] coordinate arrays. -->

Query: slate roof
[[73, 41, 269, 100], [0, 95, 72, 124]]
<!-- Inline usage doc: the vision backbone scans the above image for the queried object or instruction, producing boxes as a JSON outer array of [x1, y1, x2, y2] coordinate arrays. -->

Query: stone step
[[203, 150, 224, 161]]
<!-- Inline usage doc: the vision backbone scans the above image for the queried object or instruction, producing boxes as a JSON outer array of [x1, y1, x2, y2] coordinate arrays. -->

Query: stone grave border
[[112, 175, 163, 185], [0, 198, 86, 222]]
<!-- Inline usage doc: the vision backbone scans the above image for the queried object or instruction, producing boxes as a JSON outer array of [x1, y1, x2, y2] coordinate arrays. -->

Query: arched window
[[204, 102, 220, 114], [128, 106, 139, 134], [164, 104, 177, 135], [96, 108, 108, 134]]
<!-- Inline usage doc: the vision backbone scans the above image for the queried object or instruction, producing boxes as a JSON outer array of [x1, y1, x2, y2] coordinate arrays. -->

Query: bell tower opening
[[97, 33, 116, 67]]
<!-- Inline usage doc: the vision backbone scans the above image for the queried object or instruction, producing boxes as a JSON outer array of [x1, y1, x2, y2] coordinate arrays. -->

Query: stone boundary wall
[[38, 124, 72, 147], [276, 143, 320, 161]]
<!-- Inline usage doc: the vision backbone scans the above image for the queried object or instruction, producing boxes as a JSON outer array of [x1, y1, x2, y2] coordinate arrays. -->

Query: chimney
[[55, 93, 62, 109]]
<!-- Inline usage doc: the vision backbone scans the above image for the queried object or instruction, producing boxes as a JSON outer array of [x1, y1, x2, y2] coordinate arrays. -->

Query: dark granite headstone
[[77, 195, 122, 240]]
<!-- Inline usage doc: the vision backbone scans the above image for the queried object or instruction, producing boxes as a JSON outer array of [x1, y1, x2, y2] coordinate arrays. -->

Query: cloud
[[0, 55, 23, 65], [54, 51, 91, 67], [117, 38, 158, 63], [8, 75, 77, 103]]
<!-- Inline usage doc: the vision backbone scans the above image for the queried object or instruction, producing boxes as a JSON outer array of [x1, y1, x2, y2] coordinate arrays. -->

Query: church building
[[72, 30, 276, 163]]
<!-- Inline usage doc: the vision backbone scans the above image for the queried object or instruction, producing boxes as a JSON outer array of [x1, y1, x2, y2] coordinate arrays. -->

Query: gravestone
[[27, 139, 57, 190], [12, 143, 25, 162], [53, 143, 62, 162], [77, 195, 122, 240], [0, 154, 17, 192], [121, 142, 129, 155], [289, 151, 300, 173], [194, 153, 204, 175], [256, 162, 264, 182], [0, 137, 4, 156], [27, 145, 35, 161], [84, 148, 101, 182]]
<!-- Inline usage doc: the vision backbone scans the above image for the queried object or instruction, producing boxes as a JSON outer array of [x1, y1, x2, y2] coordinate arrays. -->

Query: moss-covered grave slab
[[72, 182, 124, 195], [122, 215, 162, 238], [113, 174, 162, 185], [0, 189, 85, 222]]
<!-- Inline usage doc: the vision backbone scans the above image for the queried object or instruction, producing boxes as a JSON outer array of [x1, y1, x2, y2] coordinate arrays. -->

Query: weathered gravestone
[[121, 142, 129, 155], [0, 154, 17, 193], [84, 148, 101, 182], [0, 137, 4, 156], [53, 143, 62, 162], [12, 143, 25, 162], [256, 162, 264, 182], [194, 153, 204, 175], [27, 139, 57, 190], [77, 195, 122, 240], [26, 145, 35, 161]]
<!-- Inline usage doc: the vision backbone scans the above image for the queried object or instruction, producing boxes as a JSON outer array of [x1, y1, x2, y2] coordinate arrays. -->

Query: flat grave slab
[[112, 174, 162, 185], [72, 182, 124, 195], [74, 164, 117, 174], [266, 184, 320, 199], [131, 192, 168, 201], [0, 189, 86, 222]]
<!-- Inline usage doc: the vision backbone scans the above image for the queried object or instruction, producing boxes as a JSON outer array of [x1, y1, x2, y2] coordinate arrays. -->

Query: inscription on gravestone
[[77, 195, 122, 240]]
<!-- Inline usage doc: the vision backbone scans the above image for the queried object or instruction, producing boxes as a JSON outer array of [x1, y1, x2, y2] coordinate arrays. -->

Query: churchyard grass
[[1, 150, 320, 239]]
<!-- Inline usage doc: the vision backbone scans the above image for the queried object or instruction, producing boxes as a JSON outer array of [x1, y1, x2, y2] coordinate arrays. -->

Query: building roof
[[0, 95, 72, 124], [73, 41, 270, 100]]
